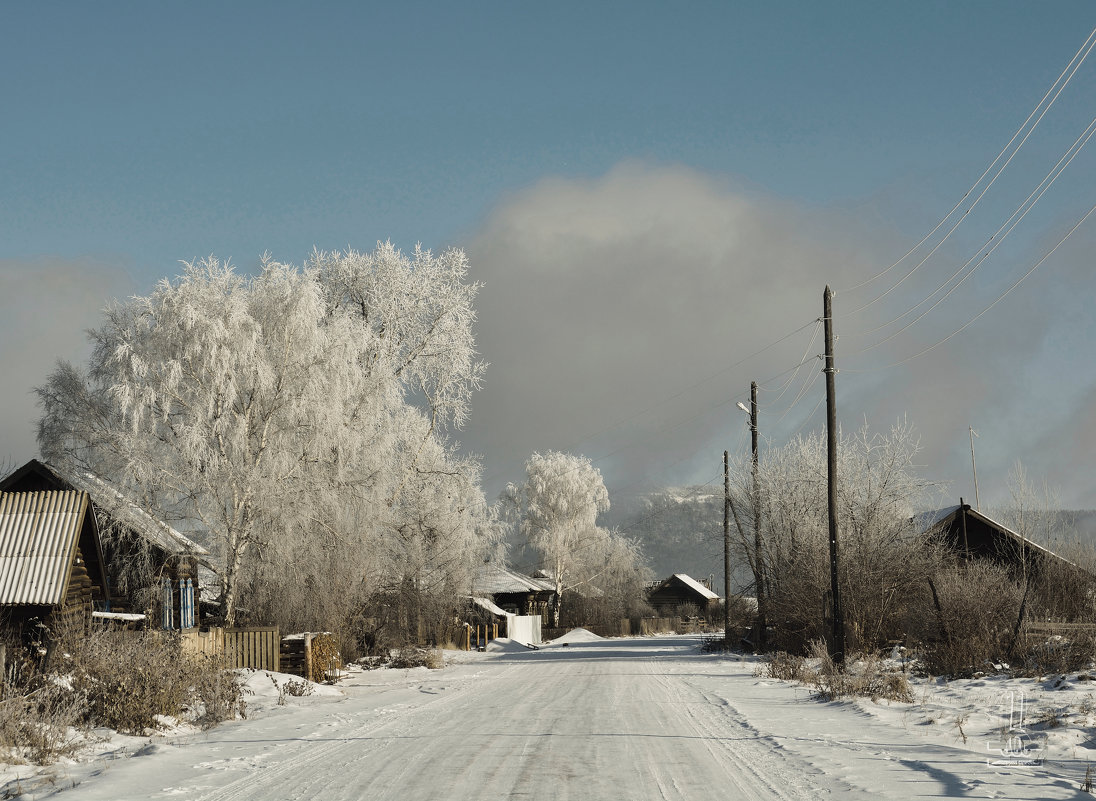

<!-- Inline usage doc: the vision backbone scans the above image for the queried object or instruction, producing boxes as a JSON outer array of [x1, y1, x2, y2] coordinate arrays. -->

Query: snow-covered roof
[[472, 564, 555, 595], [1, 460, 210, 560], [471, 596, 512, 617], [913, 504, 961, 532], [92, 610, 146, 622], [670, 573, 720, 600], [66, 469, 209, 557]]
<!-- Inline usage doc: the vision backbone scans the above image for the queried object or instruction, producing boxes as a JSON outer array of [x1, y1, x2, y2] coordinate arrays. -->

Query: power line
[[756, 320, 823, 406], [844, 201, 1096, 373], [846, 114, 1096, 356], [837, 25, 1096, 300], [498, 346, 825, 507]]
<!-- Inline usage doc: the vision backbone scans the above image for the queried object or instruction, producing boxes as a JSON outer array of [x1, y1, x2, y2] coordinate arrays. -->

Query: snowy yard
[[7, 633, 1096, 800]]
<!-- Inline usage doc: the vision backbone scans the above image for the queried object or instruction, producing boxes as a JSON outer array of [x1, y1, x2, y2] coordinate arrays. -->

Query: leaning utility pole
[[723, 449, 732, 646], [750, 381, 766, 651], [823, 286, 845, 664]]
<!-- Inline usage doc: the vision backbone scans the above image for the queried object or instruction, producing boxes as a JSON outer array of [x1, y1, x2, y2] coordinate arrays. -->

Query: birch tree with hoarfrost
[[507, 451, 632, 626], [37, 244, 490, 630]]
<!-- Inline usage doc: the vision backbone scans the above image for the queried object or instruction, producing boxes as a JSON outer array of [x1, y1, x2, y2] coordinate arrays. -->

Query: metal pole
[[823, 286, 845, 664]]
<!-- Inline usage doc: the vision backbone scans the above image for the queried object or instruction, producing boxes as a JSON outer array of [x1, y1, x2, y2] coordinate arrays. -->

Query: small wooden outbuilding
[[0, 460, 207, 631], [0, 489, 111, 635]]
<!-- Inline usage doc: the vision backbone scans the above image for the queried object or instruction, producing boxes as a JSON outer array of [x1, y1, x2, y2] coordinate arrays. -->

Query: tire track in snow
[[187, 663, 520, 801], [645, 655, 822, 800]]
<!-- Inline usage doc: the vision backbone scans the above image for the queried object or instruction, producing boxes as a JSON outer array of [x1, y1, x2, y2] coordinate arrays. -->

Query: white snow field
[[15, 634, 1096, 800]]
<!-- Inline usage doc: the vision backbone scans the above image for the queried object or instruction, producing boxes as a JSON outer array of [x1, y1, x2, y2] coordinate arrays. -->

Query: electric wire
[[787, 393, 826, 440], [837, 25, 1096, 298], [847, 114, 1096, 356], [498, 348, 826, 499], [755, 319, 822, 408], [844, 201, 1096, 373], [775, 358, 824, 426]]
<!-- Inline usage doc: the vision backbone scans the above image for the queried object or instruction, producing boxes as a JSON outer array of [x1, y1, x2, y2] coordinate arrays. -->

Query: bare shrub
[[919, 561, 1023, 677], [764, 652, 812, 683], [62, 629, 240, 734], [190, 655, 243, 728], [0, 684, 84, 765], [1013, 632, 1096, 677], [764, 641, 912, 703], [733, 421, 943, 654], [388, 647, 444, 670], [64, 630, 192, 733], [1030, 541, 1096, 622]]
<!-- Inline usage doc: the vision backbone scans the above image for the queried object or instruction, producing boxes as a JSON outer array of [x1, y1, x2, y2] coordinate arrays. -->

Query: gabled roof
[[66, 469, 208, 557], [472, 563, 555, 595], [0, 460, 208, 558], [668, 573, 720, 600], [920, 503, 1072, 568], [0, 491, 90, 605]]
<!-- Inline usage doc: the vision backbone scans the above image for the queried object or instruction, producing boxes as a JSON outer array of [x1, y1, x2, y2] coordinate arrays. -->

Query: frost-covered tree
[[37, 245, 489, 629], [728, 420, 940, 651], [505, 451, 615, 626]]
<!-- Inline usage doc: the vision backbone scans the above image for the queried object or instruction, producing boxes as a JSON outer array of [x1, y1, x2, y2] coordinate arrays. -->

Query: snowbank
[[547, 627, 604, 645]]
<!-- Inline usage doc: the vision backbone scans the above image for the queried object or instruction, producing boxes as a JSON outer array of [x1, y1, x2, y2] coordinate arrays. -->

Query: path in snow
[[53, 635, 1083, 800]]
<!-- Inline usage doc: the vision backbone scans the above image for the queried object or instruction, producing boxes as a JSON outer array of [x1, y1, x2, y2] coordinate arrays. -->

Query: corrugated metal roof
[[0, 491, 87, 605]]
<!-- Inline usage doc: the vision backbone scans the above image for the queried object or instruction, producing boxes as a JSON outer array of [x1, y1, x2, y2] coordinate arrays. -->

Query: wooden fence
[[180, 626, 281, 672]]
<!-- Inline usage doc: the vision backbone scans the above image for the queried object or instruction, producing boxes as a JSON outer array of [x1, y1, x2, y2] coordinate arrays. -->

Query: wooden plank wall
[[223, 627, 280, 672], [179, 627, 225, 660], [180, 627, 280, 671]]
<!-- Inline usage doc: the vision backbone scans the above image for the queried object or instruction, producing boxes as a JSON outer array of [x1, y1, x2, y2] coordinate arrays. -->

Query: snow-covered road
[[50, 634, 1086, 800]]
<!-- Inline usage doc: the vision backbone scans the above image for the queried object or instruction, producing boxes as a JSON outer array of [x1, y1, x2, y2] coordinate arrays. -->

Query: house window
[[180, 578, 195, 629], [161, 576, 174, 630]]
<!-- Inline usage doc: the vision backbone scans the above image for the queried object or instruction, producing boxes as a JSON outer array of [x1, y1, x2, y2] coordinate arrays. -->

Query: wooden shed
[[0, 489, 110, 635]]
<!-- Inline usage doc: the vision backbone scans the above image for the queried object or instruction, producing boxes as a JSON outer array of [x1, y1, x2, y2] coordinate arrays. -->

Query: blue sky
[[3, 2, 1096, 510]]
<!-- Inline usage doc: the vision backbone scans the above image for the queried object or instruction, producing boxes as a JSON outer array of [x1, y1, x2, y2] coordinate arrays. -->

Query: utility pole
[[823, 286, 845, 665], [969, 427, 980, 511], [723, 449, 732, 647], [750, 381, 766, 651]]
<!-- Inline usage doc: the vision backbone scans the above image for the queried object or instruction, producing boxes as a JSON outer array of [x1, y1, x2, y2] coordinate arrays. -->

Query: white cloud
[[460, 162, 1096, 509]]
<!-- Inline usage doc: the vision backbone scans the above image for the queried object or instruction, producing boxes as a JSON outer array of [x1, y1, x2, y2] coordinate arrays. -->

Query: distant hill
[[606, 486, 1096, 592], [606, 487, 749, 591]]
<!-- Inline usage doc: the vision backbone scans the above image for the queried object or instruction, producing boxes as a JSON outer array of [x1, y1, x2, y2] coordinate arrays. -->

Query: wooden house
[[0, 460, 207, 631], [472, 563, 556, 619], [919, 502, 1075, 580], [0, 489, 110, 636], [646, 573, 721, 616]]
